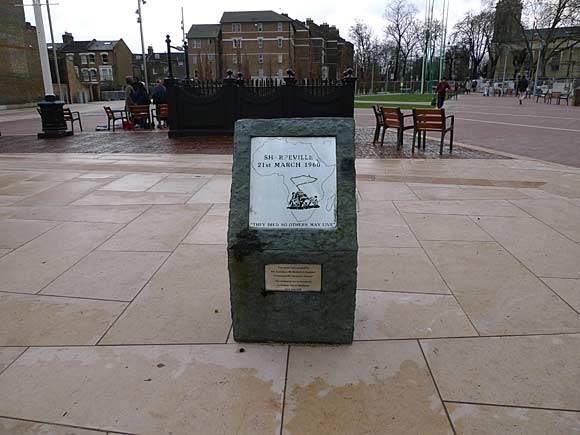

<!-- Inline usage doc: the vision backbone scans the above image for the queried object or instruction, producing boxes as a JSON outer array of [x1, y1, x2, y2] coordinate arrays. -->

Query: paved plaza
[[0, 150, 579, 434], [355, 94, 580, 167]]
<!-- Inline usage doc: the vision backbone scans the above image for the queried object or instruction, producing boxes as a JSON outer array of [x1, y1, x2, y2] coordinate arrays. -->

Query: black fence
[[163, 36, 356, 137]]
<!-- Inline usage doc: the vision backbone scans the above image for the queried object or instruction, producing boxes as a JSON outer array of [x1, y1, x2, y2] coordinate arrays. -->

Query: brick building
[[187, 24, 222, 80], [0, 0, 44, 107], [132, 46, 186, 85], [186, 10, 353, 82], [49, 33, 133, 102]]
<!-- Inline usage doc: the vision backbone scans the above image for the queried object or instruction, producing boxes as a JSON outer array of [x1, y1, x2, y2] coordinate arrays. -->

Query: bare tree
[[453, 10, 495, 79], [384, 0, 420, 80], [349, 19, 375, 90]]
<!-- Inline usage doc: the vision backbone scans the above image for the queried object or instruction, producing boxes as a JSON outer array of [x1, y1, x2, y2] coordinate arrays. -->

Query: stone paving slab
[[0, 153, 578, 434], [283, 341, 454, 435], [0, 345, 287, 435], [421, 334, 580, 410]]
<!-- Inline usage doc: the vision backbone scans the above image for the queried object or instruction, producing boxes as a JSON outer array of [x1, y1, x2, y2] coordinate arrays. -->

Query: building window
[[258, 68, 264, 78], [277, 68, 283, 77], [233, 38, 242, 48], [278, 54, 283, 64], [192, 39, 202, 48], [100, 53, 109, 64], [233, 54, 238, 64], [258, 37, 263, 49], [258, 54, 264, 64], [177, 61, 183, 66], [257, 22, 263, 32], [194, 70, 199, 79], [135, 55, 142, 60], [277, 38, 283, 48], [88, 53, 95, 64], [278, 22, 283, 32], [81, 68, 89, 81], [89, 68, 97, 81], [191, 54, 198, 65], [232, 23, 241, 33], [80, 54, 88, 65], [208, 39, 212, 45], [154, 53, 160, 60], [208, 53, 214, 62], [99, 66, 113, 81]]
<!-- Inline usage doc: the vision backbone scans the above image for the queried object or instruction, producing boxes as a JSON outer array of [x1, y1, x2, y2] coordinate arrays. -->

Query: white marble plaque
[[249, 136, 337, 229]]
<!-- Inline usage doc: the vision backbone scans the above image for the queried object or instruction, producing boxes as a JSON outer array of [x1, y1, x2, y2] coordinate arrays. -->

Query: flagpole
[[420, 0, 430, 93], [181, 6, 186, 43]]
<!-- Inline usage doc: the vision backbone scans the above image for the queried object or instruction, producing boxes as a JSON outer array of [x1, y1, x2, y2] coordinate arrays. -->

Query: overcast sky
[[25, 0, 484, 53]]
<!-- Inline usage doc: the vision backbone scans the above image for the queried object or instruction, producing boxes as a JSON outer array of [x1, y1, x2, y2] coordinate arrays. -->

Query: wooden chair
[[380, 107, 414, 150], [63, 108, 82, 132], [547, 91, 561, 104], [104, 106, 127, 132], [412, 108, 455, 155], [151, 104, 169, 128], [128, 105, 152, 129], [372, 105, 384, 144]]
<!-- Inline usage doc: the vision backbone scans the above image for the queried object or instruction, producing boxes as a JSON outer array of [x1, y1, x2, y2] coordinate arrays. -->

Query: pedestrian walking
[[518, 75, 529, 105], [436, 77, 451, 109], [465, 79, 472, 95], [124, 76, 135, 111]]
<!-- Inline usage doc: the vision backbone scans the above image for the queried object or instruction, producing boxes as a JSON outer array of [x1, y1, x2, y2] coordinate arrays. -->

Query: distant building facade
[[132, 46, 186, 84], [186, 10, 353, 82], [49, 32, 133, 102], [0, 0, 44, 107], [492, 0, 580, 81]]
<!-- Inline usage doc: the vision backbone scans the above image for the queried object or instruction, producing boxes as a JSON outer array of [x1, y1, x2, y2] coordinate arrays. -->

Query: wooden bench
[[380, 107, 414, 150], [412, 108, 455, 155], [558, 92, 570, 105], [128, 105, 152, 129], [151, 104, 169, 128], [104, 106, 127, 132]]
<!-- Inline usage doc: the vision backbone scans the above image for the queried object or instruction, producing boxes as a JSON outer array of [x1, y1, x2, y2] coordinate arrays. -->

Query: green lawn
[[354, 102, 430, 110], [355, 93, 433, 103]]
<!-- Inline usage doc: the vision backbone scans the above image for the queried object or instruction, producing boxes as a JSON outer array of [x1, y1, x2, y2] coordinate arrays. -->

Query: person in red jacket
[[436, 77, 451, 108]]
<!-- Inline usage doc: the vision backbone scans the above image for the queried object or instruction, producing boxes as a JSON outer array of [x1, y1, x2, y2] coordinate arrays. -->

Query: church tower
[[493, 0, 523, 45]]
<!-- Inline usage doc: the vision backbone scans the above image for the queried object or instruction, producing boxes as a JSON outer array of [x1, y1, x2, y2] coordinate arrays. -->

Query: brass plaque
[[265, 264, 322, 292]]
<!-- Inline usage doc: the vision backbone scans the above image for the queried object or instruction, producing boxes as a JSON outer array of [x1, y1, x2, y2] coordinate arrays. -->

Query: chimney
[[306, 18, 313, 29], [62, 32, 73, 44], [147, 45, 154, 56]]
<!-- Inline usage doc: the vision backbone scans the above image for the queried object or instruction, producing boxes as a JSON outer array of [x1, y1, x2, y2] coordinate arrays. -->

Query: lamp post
[[532, 25, 545, 97], [32, 0, 70, 138], [136, 0, 149, 87]]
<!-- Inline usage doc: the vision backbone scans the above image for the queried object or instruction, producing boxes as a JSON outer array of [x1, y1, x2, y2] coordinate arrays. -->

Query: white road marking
[[456, 118, 580, 132]]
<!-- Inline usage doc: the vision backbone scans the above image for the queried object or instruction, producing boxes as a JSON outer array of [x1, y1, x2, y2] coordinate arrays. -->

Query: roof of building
[[187, 24, 221, 39], [523, 26, 580, 40], [220, 10, 292, 23], [56, 39, 120, 53], [90, 40, 119, 51]]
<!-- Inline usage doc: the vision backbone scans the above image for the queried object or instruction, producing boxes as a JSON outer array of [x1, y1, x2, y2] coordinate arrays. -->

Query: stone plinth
[[228, 118, 358, 344]]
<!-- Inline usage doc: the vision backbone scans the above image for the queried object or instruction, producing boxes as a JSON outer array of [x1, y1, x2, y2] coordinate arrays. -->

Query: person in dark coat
[[435, 77, 451, 109], [517, 76, 529, 105]]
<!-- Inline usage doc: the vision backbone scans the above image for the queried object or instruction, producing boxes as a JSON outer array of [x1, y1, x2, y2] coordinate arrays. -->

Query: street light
[[136, 0, 148, 86]]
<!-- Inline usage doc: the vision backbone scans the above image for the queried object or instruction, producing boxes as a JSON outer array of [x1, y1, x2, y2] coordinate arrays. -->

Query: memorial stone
[[227, 118, 358, 344]]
